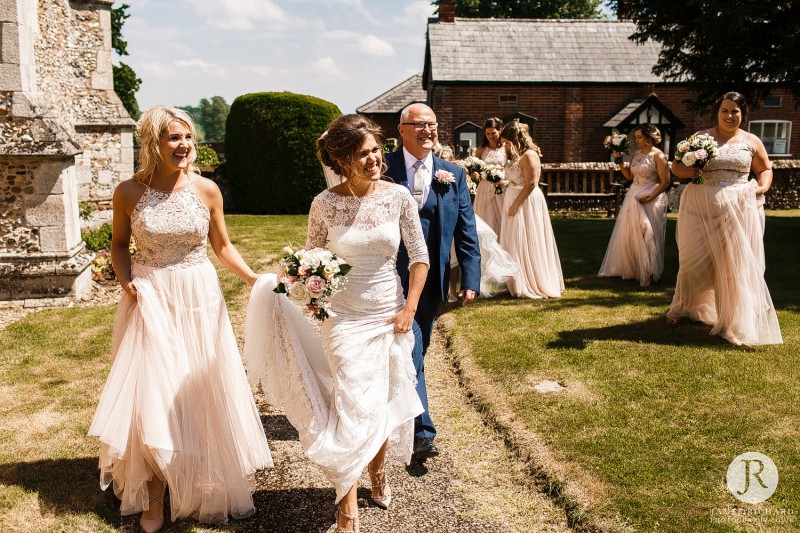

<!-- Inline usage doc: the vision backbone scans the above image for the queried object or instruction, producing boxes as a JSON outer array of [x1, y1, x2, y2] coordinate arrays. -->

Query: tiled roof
[[357, 73, 427, 114], [427, 19, 662, 83]]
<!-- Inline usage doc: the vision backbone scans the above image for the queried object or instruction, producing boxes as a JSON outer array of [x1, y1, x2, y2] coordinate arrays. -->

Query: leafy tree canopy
[[611, 0, 800, 112], [177, 96, 231, 142], [432, 0, 604, 19], [110, 3, 142, 119]]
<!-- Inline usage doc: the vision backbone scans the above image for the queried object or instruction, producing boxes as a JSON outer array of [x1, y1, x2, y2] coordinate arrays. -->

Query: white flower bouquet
[[483, 164, 507, 195], [274, 246, 351, 321], [674, 133, 719, 184], [603, 130, 630, 163]]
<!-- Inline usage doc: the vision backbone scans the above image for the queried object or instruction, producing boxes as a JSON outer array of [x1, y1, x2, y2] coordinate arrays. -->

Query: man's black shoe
[[412, 437, 439, 460]]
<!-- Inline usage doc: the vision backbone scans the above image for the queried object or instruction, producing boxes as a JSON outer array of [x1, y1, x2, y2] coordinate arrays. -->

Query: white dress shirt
[[402, 148, 433, 208]]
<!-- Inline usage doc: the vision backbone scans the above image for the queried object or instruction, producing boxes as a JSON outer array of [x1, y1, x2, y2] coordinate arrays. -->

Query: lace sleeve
[[398, 188, 429, 268], [305, 196, 328, 249]]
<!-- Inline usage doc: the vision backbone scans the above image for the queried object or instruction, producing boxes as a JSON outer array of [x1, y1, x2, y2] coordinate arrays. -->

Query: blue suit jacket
[[383, 149, 481, 303]]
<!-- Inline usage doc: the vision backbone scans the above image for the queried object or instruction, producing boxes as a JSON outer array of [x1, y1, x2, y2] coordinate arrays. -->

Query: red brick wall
[[360, 113, 402, 147], [429, 83, 800, 163]]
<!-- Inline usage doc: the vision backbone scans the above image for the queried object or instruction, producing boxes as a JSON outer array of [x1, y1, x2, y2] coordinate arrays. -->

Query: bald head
[[398, 103, 438, 160]]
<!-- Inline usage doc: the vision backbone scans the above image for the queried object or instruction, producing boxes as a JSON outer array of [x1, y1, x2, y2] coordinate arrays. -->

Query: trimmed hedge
[[226, 92, 341, 214]]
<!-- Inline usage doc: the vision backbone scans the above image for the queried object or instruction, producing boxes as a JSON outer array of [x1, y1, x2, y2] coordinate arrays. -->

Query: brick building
[[360, 10, 798, 165]]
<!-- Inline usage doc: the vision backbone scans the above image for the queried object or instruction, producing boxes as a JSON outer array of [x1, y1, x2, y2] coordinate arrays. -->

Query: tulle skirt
[[244, 274, 423, 503], [598, 182, 668, 285], [88, 260, 273, 524], [473, 179, 503, 236], [500, 186, 564, 298], [669, 181, 782, 345]]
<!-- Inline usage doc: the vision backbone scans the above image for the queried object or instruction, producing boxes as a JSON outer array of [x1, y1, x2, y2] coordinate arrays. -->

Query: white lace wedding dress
[[244, 182, 427, 502]]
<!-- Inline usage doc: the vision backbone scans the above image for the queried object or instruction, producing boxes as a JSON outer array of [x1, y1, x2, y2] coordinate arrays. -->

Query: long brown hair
[[134, 105, 198, 186], [317, 114, 386, 179], [500, 120, 541, 162], [481, 117, 504, 147]]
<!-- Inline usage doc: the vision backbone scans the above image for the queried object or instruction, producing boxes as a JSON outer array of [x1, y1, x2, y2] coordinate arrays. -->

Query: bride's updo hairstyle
[[317, 114, 386, 179], [500, 120, 542, 162], [634, 124, 662, 146], [715, 91, 749, 124], [134, 105, 198, 186]]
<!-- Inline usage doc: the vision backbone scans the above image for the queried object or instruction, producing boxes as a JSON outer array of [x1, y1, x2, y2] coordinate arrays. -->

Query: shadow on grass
[[547, 315, 750, 350], [0, 457, 121, 525]]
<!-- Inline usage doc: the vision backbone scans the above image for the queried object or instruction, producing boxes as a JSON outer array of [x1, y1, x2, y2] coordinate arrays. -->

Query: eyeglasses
[[402, 122, 438, 131]]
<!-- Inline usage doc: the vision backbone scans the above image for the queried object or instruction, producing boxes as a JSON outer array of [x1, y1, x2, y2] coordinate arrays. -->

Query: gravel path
[[3, 279, 572, 532], [231, 301, 570, 532]]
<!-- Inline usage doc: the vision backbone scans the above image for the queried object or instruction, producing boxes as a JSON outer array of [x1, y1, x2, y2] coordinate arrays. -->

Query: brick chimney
[[439, 0, 456, 23]]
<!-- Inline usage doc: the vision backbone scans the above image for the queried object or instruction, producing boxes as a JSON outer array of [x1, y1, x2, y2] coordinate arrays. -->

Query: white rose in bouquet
[[287, 281, 311, 304], [682, 151, 697, 167]]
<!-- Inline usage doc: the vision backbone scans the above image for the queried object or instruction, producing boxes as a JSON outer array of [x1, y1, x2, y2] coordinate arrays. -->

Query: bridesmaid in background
[[667, 91, 781, 345], [499, 121, 564, 299], [599, 124, 671, 286], [472, 117, 507, 236]]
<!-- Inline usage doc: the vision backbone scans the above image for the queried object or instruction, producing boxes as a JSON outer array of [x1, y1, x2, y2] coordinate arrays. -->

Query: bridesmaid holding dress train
[[88, 106, 272, 532]]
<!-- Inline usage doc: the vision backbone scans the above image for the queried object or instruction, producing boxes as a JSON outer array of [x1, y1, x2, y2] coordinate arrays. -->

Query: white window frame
[[749, 120, 792, 156]]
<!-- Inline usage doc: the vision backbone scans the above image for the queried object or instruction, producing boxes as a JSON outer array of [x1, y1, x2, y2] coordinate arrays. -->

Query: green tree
[[432, 0, 603, 19], [177, 104, 206, 140], [199, 96, 230, 141], [111, 3, 141, 119], [612, 0, 800, 112]]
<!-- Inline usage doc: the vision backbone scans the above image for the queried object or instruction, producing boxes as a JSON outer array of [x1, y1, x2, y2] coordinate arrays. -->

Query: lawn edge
[[437, 313, 633, 533]]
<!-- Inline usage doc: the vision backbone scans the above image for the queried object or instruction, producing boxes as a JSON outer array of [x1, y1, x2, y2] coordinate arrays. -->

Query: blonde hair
[[500, 120, 542, 162], [432, 142, 456, 162], [134, 105, 198, 186]]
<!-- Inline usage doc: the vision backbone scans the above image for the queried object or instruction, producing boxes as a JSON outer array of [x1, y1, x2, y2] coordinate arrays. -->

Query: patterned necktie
[[412, 160, 424, 207]]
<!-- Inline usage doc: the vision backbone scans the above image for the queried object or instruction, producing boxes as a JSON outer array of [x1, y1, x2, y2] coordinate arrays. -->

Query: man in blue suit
[[383, 103, 481, 460]]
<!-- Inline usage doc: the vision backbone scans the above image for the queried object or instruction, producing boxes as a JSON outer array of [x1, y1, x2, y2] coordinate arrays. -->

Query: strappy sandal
[[368, 467, 392, 509], [335, 506, 359, 533], [139, 483, 165, 533]]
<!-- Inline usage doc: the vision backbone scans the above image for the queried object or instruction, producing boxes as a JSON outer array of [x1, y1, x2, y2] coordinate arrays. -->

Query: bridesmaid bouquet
[[461, 156, 486, 195], [483, 164, 507, 195], [674, 133, 720, 184], [603, 130, 629, 163], [275, 246, 352, 321]]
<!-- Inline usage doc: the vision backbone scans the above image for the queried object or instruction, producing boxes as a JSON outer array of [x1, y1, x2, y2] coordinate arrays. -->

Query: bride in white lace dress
[[245, 115, 429, 532]]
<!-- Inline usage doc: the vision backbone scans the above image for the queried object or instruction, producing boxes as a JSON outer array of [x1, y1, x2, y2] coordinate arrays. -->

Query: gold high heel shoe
[[139, 483, 165, 533], [335, 506, 359, 533], [369, 467, 392, 509]]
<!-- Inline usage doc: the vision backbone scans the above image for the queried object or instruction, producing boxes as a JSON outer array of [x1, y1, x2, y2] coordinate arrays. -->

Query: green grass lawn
[[450, 211, 800, 531], [0, 211, 796, 531]]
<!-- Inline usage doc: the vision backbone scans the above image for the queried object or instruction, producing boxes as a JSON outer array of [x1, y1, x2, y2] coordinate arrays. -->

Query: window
[[499, 95, 517, 106], [763, 95, 782, 108], [749, 120, 792, 155]]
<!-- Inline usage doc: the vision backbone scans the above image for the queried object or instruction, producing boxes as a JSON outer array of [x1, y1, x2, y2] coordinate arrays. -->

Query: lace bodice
[[701, 142, 752, 187], [505, 159, 525, 187], [481, 146, 508, 166], [131, 182, 210, 269], [629, 151, 660, 186], [306, 183, 429, 318]]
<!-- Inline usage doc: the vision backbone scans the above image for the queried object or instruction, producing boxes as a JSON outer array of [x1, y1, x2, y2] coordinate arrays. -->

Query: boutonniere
[[434, 169, 456, 187]]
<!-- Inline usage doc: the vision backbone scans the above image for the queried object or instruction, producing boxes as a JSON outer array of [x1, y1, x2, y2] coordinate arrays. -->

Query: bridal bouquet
[[674, 133, 719, 184], [274, 246, 351, 321], [483, 164, 507, 195], [603, 130, 629, 163]]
